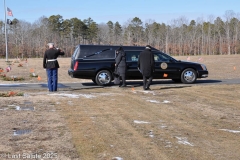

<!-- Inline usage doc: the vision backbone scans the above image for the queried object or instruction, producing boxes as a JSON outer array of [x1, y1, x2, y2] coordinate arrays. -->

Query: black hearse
[[68, 45, 208, 86]]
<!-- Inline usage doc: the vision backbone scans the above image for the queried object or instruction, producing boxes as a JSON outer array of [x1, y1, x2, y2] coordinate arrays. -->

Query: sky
[[1, 0, 240, 25]]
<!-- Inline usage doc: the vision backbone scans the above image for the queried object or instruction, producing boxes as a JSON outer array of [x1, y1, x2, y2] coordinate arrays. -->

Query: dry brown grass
[[0, 57, 90, 84], [57, 85, 240, 160], [0, 55, 240, 160]]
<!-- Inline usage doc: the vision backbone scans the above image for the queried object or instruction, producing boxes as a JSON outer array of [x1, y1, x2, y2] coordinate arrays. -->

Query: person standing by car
[[115, 47, 127, 87], [138, 45, 155, 90], [43, 43, 65, 92]]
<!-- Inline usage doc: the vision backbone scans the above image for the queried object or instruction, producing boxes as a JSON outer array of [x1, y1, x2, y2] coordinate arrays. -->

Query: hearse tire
[[181, 68, 197, 84], [95, 70, 112, 86]]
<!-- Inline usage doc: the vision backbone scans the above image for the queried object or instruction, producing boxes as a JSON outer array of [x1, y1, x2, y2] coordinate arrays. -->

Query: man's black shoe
[[121, 84, 127, 87]]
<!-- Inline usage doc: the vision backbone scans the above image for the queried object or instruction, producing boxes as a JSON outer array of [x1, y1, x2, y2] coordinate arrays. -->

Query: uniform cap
[[146, 45, 152, 49], [47, 43, 54, 46]]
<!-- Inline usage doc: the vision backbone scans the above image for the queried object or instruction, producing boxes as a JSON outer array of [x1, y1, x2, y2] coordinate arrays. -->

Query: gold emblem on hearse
[[160, 62, 168, 69]]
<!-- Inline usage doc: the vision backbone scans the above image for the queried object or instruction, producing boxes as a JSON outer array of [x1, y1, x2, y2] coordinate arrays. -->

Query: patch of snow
[[148, 130, 154, 138], [13, 129, 31, 136], [15, 106, 21, 110], [79, 94, 96, 98], [176, 137, 194, 146], [162, 100, 170, 103], [0, 84, 20, 86], [48, 93, 80, 98], [139, 90, 156, 95], [112, 157, 123, 160], [8, 105, 16, 107], [219, 129, 240, 133], [134, 120, 150, 124], [48, 93, 96, 98], [160, 125, 167, 128], [94, 93, 116, 96], [147, 100, 160, 103]]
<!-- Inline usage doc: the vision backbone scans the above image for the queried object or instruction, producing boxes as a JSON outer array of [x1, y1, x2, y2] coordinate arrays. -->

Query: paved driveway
[[0, 79, 240, 91]]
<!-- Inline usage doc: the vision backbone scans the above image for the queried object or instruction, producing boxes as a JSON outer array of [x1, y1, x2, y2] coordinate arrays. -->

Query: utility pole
[[3, 0, 8, 62]]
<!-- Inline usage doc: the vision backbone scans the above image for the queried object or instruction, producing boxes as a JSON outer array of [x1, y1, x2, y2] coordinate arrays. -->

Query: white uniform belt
[[47, 59, 57, 62]]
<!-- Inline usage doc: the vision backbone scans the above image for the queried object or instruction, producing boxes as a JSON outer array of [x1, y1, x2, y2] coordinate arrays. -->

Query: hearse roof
[[76, 45, 158, 59]]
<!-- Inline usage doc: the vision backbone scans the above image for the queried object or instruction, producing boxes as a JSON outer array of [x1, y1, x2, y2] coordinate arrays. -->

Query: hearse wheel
[[181, 68, 197, 84], [95, 70, 112, 86]]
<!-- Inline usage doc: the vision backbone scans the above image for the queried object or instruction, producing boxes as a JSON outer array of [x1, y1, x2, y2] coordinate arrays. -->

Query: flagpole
[[4, 0, 8, 62]]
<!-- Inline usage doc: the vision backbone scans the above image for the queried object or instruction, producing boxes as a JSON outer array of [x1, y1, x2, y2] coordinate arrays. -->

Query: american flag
[[7, 7, 13, 16]]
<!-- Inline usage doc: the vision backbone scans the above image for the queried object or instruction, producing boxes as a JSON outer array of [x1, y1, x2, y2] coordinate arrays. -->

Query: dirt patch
[[0, 90, 79, 160]]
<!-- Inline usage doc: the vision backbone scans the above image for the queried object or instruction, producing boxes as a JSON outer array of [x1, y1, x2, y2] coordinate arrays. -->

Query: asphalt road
[[0, 79, 240, 91]]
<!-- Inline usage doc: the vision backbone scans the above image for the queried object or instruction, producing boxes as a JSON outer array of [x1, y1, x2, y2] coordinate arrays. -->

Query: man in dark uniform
[[138, 45, 155, 90], [115, 47, 127, 87], [43, 43, 65, 92]]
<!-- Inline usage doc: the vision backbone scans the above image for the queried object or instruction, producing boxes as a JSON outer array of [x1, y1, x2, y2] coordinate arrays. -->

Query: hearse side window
[[154, 52, 171, 62], [84, 48, 115, 59], [125, 51, 141, 62], [72, 47, 79, 59]]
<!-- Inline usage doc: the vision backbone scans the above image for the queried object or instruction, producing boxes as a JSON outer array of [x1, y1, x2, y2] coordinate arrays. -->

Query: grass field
[[0, 55, 240, 160]]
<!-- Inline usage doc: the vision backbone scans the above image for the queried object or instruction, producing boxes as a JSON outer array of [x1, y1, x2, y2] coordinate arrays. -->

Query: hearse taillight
[[74, 61, 78, 71]]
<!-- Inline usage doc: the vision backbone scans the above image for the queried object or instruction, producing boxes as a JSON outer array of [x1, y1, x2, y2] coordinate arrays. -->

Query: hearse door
[[125, 51, 142, 79], [153, 52, 180, 79]]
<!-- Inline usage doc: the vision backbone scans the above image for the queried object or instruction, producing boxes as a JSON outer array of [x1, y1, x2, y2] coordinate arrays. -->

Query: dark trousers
[[117, 66, 126, 86], [46, 68, 58, 92], [120, 75, 126, 85], [143, 76, 153, 89]]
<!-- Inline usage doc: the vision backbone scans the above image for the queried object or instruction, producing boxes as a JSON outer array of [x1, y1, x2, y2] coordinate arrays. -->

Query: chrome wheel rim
[[98, 72, 111, 84], [183, 71, 196, 82]]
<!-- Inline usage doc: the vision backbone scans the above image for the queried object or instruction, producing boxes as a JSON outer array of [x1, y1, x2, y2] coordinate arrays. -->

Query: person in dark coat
[[43, 43, 65, 92], [138, 45, 155, 90], [115, 47, 127, 87]]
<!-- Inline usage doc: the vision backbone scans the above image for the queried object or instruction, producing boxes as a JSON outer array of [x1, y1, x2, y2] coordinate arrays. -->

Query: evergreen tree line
[[0, 10, 240, 58]]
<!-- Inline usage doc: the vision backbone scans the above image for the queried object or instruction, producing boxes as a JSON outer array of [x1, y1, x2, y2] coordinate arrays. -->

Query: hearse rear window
[[72, 47, 79, 59]]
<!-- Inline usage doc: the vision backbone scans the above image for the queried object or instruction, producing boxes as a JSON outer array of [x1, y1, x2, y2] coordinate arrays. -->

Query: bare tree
[[224, 10, 235, 55], [2, 10, 240, 58], [97, 23, 109, 45]]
